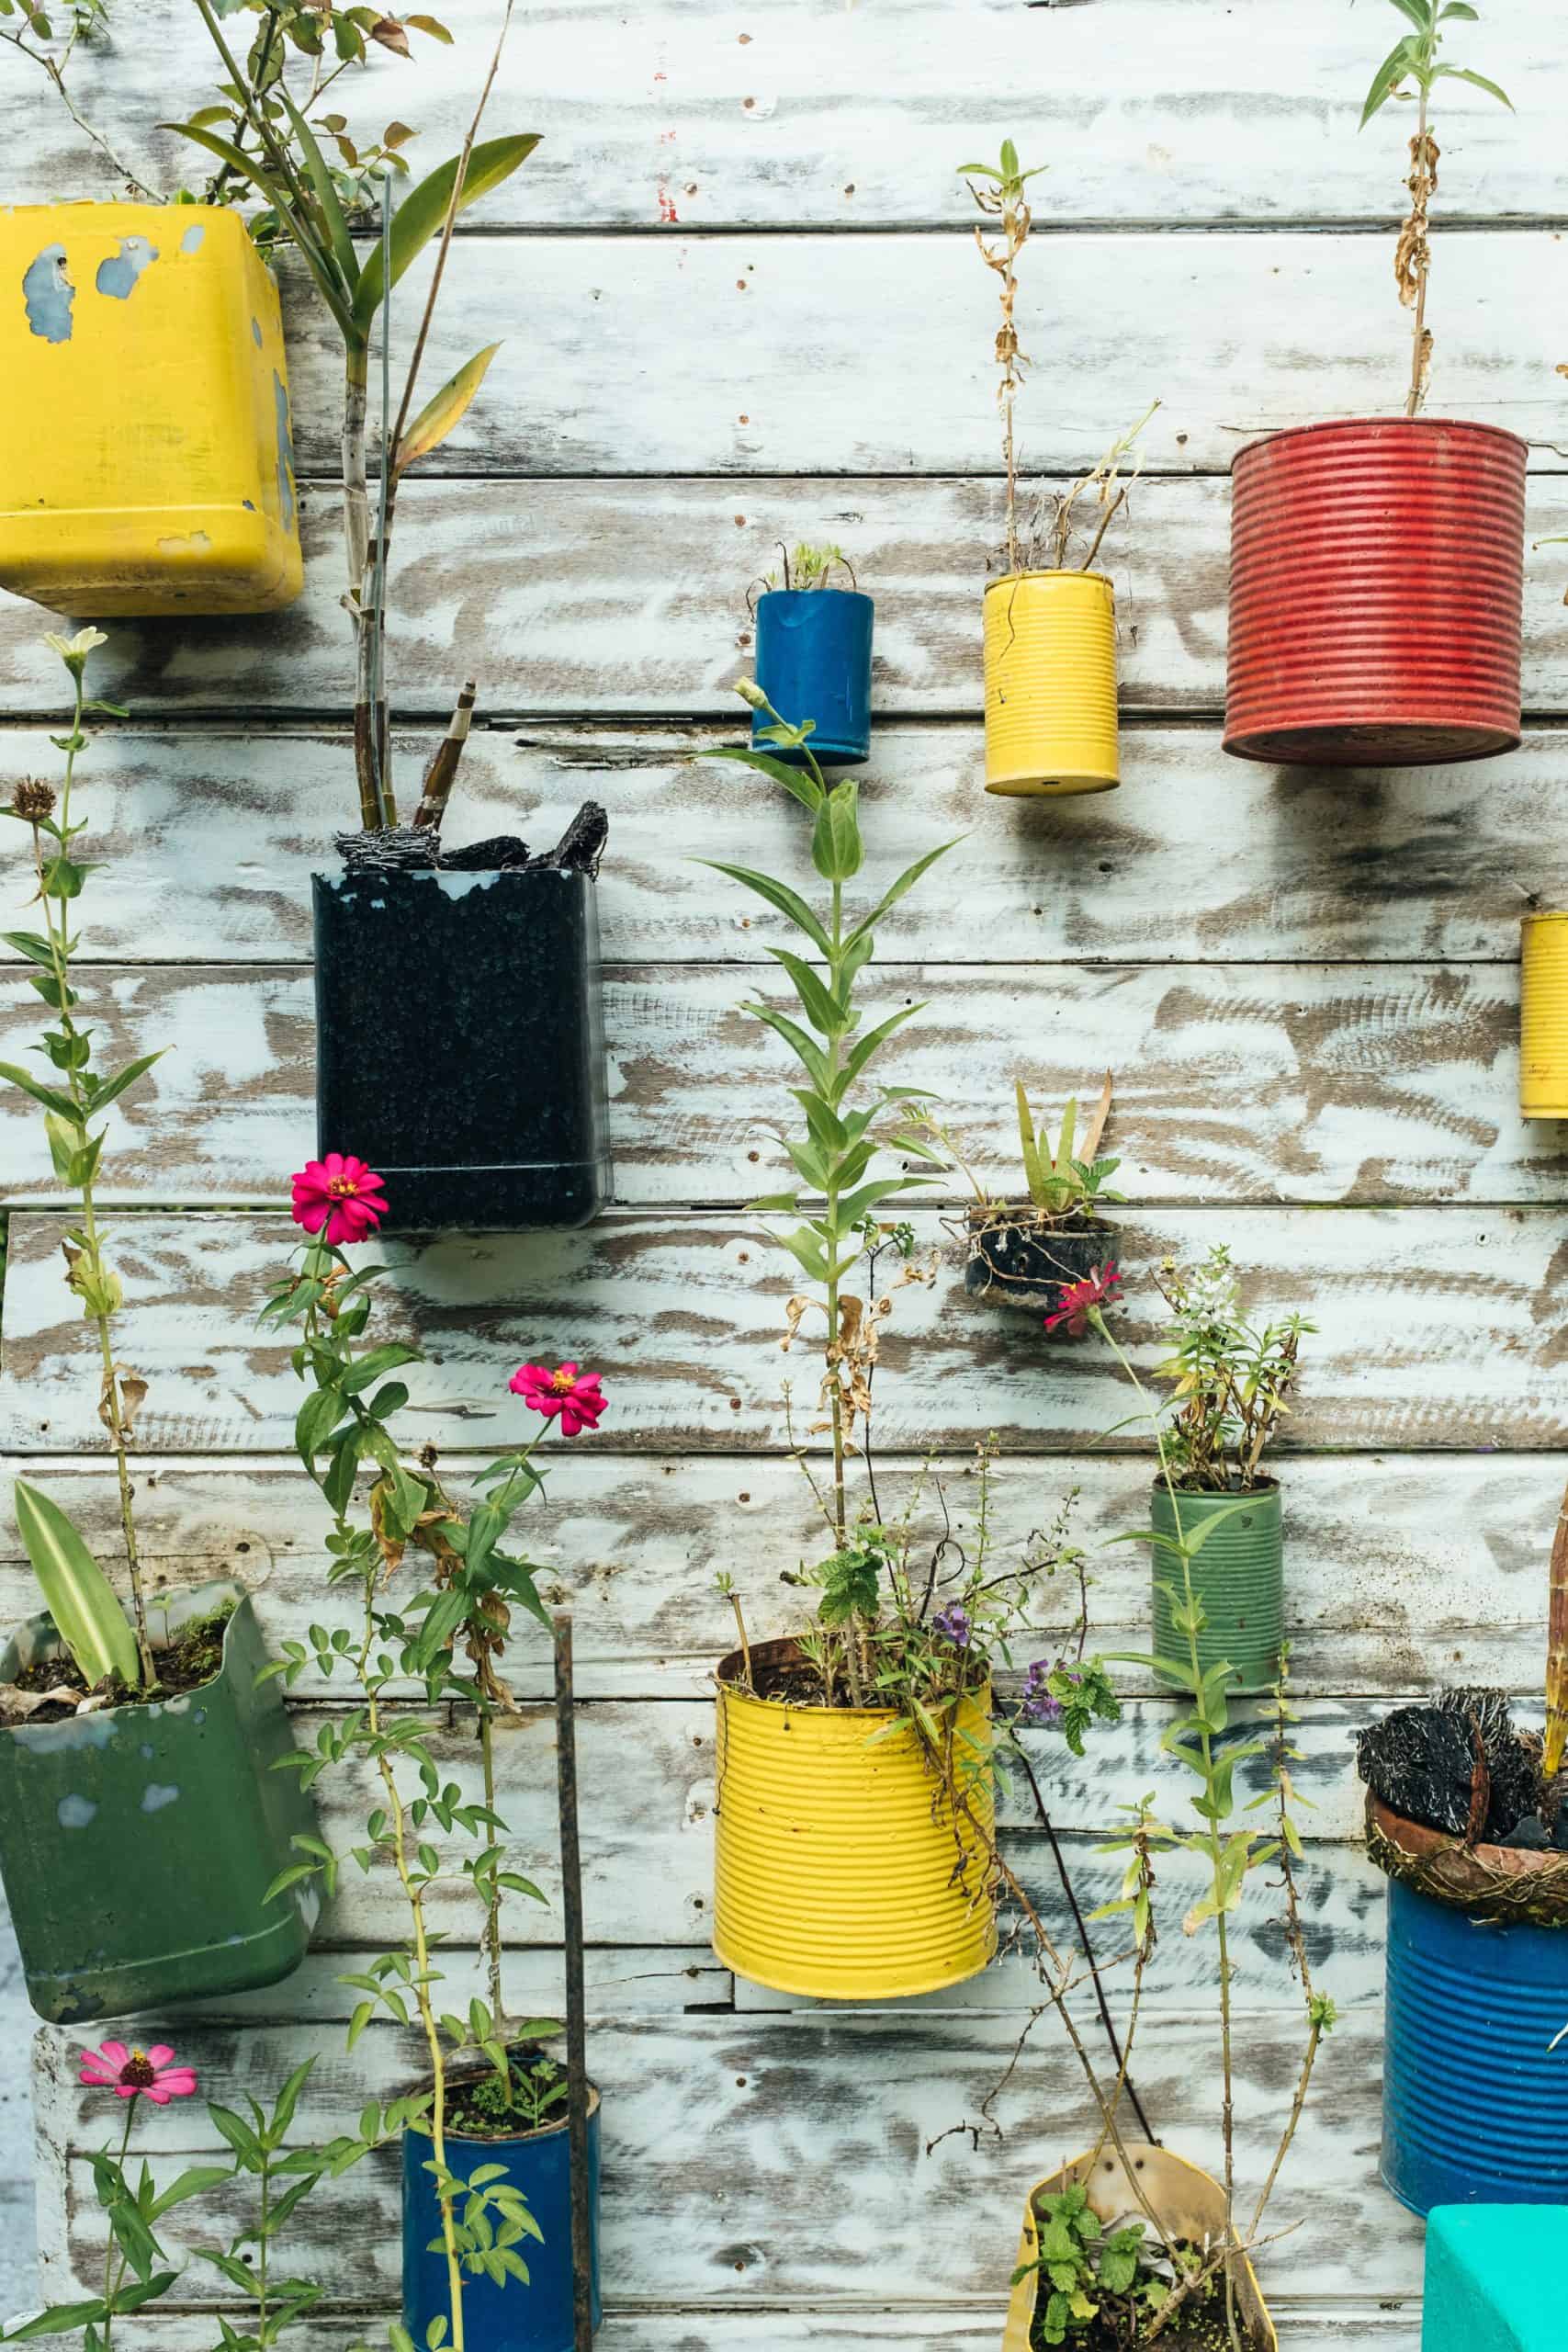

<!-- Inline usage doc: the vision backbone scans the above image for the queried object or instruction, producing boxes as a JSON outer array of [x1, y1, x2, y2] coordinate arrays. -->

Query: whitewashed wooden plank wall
[[4, 0, 1566, 2339]]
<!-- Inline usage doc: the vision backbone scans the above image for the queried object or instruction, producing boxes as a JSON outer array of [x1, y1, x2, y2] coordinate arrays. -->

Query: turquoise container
[[403, 2088, 603, 2348], [753, 587, 874, 765], [1383, 1878, 1568, 2216], [1422, 2205, 1568, 2349], [1149, 1479, 1284, 1692]]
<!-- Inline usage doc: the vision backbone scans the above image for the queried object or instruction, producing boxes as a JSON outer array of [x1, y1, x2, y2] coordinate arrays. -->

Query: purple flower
[[1020, 1658, 1064, 1727], [932, 1603, 972, 1649]]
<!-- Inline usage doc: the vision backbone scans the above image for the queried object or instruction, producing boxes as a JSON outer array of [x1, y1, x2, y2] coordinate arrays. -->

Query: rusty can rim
[[1230, 413, 1532, 473]]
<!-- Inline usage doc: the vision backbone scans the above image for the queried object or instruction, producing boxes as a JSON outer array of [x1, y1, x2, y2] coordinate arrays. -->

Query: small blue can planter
[[1382, 1874, 1568, 2215], [753, 587, 874, 765], [403, 2090, 603, 2348]]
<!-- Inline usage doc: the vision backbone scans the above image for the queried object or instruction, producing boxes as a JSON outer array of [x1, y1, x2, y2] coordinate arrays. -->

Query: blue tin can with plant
[[751, 545, 873, 766], [403, 2051, 603, 2349]]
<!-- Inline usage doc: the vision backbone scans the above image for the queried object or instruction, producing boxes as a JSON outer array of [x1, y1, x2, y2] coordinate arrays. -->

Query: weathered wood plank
[[35, 2010, 1420, 2307], [5, 1206, 1565, 1455], [1, 1450, 1550, 1701], [0, 2313, 1427, 2352], [0, 958, 1551, 1209], [1, 718, 1565, 967], [4, 478, 1567, 719], [4, 0, 1559, 232]]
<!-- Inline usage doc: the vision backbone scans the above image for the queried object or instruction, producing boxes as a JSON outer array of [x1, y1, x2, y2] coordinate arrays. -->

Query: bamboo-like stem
[[480, 1707, 505, 2026], [412, 680, 478, 832], [555, 1617, 595, 2352], [27, 676, 154, 1690], [1543, 1473, 1568, 1783]]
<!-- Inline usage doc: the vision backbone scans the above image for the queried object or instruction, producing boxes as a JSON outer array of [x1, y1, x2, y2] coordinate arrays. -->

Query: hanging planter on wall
[[750, 545, 873, 766], [0, 1578, 320, 2024], [313, 813, 612, 1234], [0, 203, 302, 618], [1224, 418, 1527, 767], [1225, 23, 1525, 769], [1000, 2143, 1278, 2352], [403, 2059, 603, 2351], [1519, 911, 1568, 1118], [962, 1074, 1123, 1321], [712, 1638, 997, 1999], [1149, 1479, 1284, 1692], [982, 569, 1121, 797]]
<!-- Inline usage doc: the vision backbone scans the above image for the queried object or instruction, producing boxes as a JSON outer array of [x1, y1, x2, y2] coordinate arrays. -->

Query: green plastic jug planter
[[0, 1578, 320, 2023], [1149, 1478, 1284, 1692]]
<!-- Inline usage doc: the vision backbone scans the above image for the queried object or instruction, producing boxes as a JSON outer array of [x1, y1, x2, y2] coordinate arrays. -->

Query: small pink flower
[[509, 1360, 606, 1437], [79, 2041, 197, 2104], [1044, 1261, 1123, 1340], [290, 1152, 389, 1246]]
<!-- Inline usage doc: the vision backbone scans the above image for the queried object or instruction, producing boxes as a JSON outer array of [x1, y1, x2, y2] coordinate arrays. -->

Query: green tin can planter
[[0, 1578, 320, 2024], [1149, 1479, 1284, 1691]]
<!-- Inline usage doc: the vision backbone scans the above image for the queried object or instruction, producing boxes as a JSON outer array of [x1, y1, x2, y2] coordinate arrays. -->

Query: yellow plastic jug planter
[[0, 202, 302, 617], [1519, 912, 1568, 1119], [712, 1636, 998, 1999], [982, 570, 1121, 797], [1000, 2142, 1277, 2352]]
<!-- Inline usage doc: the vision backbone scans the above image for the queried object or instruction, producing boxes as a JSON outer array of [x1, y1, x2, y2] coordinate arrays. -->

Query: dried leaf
[[99, 1363, 148, 1440], [780, 1295, 810, 1352], [0, 1682, 70, 1720], [371, 17, 412, 55]]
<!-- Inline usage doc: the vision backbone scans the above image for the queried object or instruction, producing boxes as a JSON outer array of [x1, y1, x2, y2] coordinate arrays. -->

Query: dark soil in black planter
[[964, 1209, 1113, 1318], [312, 865, 611, 1231]]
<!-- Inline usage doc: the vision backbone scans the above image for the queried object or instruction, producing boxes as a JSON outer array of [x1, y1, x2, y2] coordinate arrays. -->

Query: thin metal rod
[[554, 1614, 595, 2349]]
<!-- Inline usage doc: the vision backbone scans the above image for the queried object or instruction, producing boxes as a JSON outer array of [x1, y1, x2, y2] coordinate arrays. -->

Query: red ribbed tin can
[[1225, 417, 1527, 767]]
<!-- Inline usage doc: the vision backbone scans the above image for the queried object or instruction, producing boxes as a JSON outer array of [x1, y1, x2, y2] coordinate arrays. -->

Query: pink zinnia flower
[[79, 2041, 197, 2104], [1043, 1261, 1122, 1340], [290, 1152, 389, 1246], [509, 1361, 607, 1437]]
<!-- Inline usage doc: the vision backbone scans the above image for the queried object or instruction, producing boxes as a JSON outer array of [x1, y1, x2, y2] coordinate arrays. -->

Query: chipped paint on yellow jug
[[1519, 911, 1568, 1120], [712, 1636, 997, 1999], [1001, 2143, 1278, 2352], [0, 202, 302, 617], [982, 570, 1121, 797]]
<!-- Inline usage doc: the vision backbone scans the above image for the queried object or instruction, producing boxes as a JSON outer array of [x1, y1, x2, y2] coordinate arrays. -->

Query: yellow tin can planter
[[982, 570, 1120, 797], [1001, 2143, 1278, 2352], [712, 1636, 997, 1999], [1520, 912, 1568, 1119], [0, 203, 302, 617]]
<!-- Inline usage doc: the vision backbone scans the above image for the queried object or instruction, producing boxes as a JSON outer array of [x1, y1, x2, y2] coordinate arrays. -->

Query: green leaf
[[1384, 0, 1430, 28], [340, 1340, 422, 1396], [699, 744, 823, 814], [11, 1483, 139, 1689], [396, 343, 502, 473], [810, 780, 863, 881], [295, 1384, 346, 1467], [1360, 35, 1418, 126], [207, 2104, 264, 2167], [86, 1050, 165, 1115], [277, 82, 358, 287], [3, 2301, 111, 2338], [743, 1001, 830, 1091], [696, 862, 832, 958], [840, 1001, 922, 1089], [1436, 63, 1513, 107], [842, 837, 962, 950], [2, 931, 58, 967], [0, 1059, 79, 1118], [353, 135, 542, 330], [767, 946, 841, 1038], [146, 2165, 230, 2222]]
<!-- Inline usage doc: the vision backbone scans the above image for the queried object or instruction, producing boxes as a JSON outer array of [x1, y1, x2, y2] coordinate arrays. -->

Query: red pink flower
[[509, 1361, 607, 1436], [79, 2041, 197, 2103], [290, 1152, 389, 1246], [1044, 1261, 1122, 1339]]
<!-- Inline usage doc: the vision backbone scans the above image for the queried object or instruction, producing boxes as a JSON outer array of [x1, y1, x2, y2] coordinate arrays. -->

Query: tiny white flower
[[733, 676, 769, 711], [43, 626, 109, 672]]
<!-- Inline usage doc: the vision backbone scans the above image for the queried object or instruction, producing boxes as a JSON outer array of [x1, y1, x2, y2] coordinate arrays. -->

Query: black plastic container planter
[[0, 1579, 320, 2023], [312, 866, 611, 1231], [964, 1210, 1112, 1321]]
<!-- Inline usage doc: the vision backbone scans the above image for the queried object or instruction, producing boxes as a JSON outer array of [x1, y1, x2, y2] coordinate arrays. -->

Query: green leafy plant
[[1153, 1247, 1314, 1492], [1, 629, 166, 1694], [1013, 1078, 1122, 1222], [1359, 0, 1512, 416], [174, 2, 536, 834], [958, 138, 1047, 578], [1010, 2184, 1161, 2346], [754, 540, 858, 597], [260, 1195, 603, 2346]]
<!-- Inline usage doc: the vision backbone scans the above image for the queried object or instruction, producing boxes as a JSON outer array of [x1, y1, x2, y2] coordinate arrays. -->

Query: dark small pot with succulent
[[403, 2044, 603, 2352], [961, 1074, 1123, 1323]]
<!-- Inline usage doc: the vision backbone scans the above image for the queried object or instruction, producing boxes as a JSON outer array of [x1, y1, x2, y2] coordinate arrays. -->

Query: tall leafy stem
[[1359, 0, 1511, 416]]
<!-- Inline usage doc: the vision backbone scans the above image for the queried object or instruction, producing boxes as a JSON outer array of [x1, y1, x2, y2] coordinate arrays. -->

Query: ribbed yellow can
[[1520, 912, 1568, 1119], [712, 1640, 997, 1998], [1001, 2143, 1277, 2352], [0, 203, 302, 617], [982, 570, 1121, 796]]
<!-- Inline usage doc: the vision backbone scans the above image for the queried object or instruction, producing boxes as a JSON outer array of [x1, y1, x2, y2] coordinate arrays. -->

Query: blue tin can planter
[[403, 2089, 603, 2348], [1375, 1809, 1568, 2216], [753, 588, 874, 765]]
